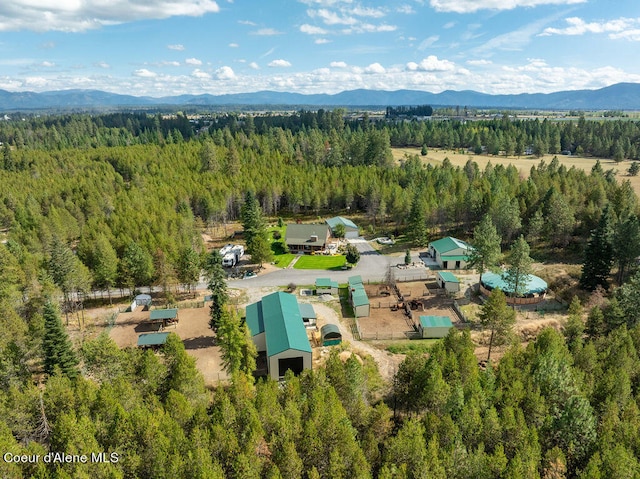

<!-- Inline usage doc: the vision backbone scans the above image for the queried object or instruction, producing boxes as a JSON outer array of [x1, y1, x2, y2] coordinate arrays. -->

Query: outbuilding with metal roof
[[418, 316, 453, 338], [428, 237, 472, 270], [245, 292, 312, 380]]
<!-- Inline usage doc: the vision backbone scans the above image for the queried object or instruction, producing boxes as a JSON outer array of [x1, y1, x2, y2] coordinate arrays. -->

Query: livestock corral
[[356, 280, 458, 340]]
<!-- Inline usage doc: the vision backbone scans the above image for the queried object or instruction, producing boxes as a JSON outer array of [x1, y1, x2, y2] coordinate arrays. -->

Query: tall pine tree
[[468, 214, 502, 284], [580, 206, 614, 291], [43, 301, 78, 379], [204, 250, 228, 331]]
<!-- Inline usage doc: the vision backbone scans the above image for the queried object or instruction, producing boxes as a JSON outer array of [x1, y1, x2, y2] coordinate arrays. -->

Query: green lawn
[[293, 255, 347, 270], [273, 253, 295, 268]]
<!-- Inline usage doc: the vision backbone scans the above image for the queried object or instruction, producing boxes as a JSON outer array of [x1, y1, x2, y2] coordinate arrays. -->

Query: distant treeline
[[385, 104, 434, 117]]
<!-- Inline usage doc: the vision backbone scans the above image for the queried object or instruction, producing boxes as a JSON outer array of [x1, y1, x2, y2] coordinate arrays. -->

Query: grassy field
[[273, 253, 295, 268], [293, 255, 347, 270], [392, 147, 640, 196]]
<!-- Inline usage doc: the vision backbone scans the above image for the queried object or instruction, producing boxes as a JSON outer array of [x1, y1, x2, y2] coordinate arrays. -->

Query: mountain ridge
[[0, 82, 639, 110]]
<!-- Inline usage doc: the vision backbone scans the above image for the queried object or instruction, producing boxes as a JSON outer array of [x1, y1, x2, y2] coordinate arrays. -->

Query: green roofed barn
[[348, 275, 370, 318], [418, 316, 453, 339], [428, 237, 472, 270], [245, 292, 312, 380]]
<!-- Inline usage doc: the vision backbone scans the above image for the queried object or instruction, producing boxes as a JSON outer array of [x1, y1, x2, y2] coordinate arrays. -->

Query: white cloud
[[41, 61, 55, 68], [406, 55, 455, 72], [330, 61, 348, 68], [252, 28, 283, 35], [397, 5, 415, 14], [191, 69, 211, 79], [541, 17, 640, 39], [238, 20, 257, 26], [365, 62, 386, 74], [418, 35, 439, 50], [268, 59, 292, 67], [467, 59, 492, 66], [300, 24, 328, 34], [40, 41, 56, 49], [133, 69, 157, 78], [443, 21, 456, 29], [610, 29, 640, 41], [430, 0, 585, 14], [95, 61, 110, 69], [0, 1, 220, 32], [249, 62, 259, 69], [308, 8, 357, 25], [228, 42, 239, 47], [348, 6, 385, 18], [159, 61, 181, 67], [167, 44, 185, 51], [185, 58, 203, 66], [315, 38, 331, 44], [216, 66, 235, 79]]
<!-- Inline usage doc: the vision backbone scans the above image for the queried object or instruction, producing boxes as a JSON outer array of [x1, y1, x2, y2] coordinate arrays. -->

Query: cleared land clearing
[[109, 306, 229, 386], [393, 147, 640, 196]]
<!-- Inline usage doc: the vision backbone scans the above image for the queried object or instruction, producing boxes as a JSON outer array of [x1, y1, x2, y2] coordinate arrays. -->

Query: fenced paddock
[[356, 280, 456, 340]]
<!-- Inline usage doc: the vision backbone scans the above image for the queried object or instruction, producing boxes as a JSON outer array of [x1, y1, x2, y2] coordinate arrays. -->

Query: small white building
[[436, 271, 461, 294]]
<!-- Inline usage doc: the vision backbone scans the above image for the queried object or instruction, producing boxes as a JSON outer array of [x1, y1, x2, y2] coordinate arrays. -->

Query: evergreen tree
[[241, 190, 272, 266], [612, 214, 640, 285], [90, 235, 118, 304], [204, 250, 228, 331], [478, 288, 516, 361], [468, 214, 502, 284], [42, 301, 78, 379], [404, 249, 411, 265], [345, 244, 360, 265], [407, 191, 428, 247], [176, 247, 202, 294], [217, 309, 256, 376], [120, 241, 154, 295], [580, 206, 614, 291], [504, 235, 534, 299]]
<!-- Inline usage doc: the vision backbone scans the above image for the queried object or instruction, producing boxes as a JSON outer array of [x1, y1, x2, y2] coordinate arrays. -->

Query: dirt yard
[[109, 306, 229, 386], [358, 281, 456, 340]]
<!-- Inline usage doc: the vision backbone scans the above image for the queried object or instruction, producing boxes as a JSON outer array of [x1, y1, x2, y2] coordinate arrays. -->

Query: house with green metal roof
[[436, 271, 461, 294], [326, 216, 359, 238], [418, 315, 453, 338], [428, 237, 472, 270], [245, 292, 312, 380], [315, 277, 339, 295]]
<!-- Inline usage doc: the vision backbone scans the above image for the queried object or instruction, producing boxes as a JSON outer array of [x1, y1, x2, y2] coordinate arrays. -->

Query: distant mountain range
[[1, 82, 640, 111]]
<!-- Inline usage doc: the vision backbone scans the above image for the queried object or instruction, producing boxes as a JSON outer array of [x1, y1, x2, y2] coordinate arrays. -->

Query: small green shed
[[137, 332, 170, 349], [320, 324, 342, 346], [315, 278, 339, 295], [419, 315, 453, 339]]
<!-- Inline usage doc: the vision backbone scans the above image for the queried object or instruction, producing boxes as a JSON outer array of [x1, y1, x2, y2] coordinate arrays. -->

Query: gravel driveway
[[227, 238, 392, 288]]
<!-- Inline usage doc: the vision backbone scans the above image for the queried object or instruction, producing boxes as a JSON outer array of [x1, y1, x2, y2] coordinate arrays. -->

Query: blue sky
[[0, 0, 639, 97]]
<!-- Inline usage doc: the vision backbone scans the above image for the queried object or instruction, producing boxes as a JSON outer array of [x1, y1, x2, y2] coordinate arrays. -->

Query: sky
[[0, 0, 639, 97]]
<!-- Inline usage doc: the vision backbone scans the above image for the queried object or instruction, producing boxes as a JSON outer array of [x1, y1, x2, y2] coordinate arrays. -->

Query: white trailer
[[222, 245, 245, 267]]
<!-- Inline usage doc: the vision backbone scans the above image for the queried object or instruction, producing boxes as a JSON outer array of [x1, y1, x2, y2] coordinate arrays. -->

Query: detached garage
[[246, 292, 312, 380], [419, 315, 453, 339], [326, 216, 359, 239]]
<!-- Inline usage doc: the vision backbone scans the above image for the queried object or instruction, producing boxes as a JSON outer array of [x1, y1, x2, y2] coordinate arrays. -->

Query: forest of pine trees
[[0, 109, 639, 476]]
